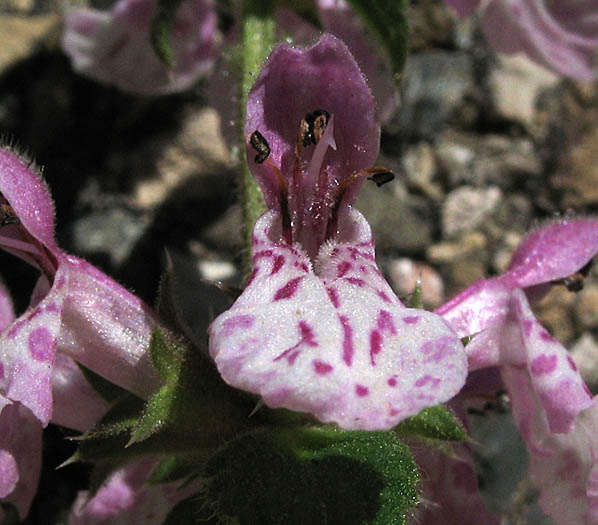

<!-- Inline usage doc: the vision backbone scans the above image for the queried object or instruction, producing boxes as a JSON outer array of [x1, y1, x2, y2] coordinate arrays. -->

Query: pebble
[[387, 258, 444, 308]]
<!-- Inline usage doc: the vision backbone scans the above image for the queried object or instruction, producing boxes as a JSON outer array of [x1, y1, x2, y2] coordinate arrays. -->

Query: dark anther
[[555, 257, 594, 292], [250, 130, 271, 164], [367, 169, 395, 187], [302, 109, 330, 147], [0, 203, 18, 226]]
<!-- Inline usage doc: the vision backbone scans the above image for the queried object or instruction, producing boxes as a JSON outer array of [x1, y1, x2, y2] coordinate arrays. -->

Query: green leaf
[[150, 0, 184, 66], [203, 427, 419, 525], [345, 0, 409, 79], [164, 493, 217, 525], [395, 405, 468, 443]]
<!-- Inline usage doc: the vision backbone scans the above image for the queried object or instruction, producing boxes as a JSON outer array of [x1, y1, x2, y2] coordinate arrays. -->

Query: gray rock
[[442, 186, 502, 237], [394, 51, 476, 139]]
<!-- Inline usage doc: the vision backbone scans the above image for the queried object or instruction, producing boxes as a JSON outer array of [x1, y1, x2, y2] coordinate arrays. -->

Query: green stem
[[239, 5, 276, 275]]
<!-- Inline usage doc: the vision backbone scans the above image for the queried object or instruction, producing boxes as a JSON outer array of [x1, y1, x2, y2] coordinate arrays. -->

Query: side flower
[[445, 0, 598, 82], [0, 146, 164, 517], [437, 217, 598, 523], [208, 34, 467, 431], [61, 0, 220, 94]]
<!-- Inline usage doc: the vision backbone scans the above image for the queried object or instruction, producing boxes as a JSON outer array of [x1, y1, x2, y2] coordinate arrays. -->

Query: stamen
[[301, 110, 331, 147], [554, 257, 594, 292], [0, 203, 19, 226], [250, 130, 271, 164]]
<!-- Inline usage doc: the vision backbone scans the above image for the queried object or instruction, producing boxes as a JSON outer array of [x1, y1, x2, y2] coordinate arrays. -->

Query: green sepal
[[345, 0, 409, 79], [395, 405, 468, 444], [202, 426, 419, 525], [128, 329, 249, 446], [150, 0, 184, 66], [155, 252, 191, 338]]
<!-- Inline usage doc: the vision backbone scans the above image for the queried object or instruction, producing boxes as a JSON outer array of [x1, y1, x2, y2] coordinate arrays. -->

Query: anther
[[250, 130, 271, 164]]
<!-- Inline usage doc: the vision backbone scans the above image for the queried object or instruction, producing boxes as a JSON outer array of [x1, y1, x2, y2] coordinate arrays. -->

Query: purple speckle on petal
[[415, 375, 441, 388], [326, 287, 340, 308], [567, 356, 578, 372], [273, 277, 303, 301], [369, 330, 382, 365], [299, 321, 318, 347], [345, 277, 366, 287], [340, 315, 354, 366], [540, 331, 556, 343], [45, 302, 61, 314], [270, 255, 285, 275], [355, 384, 369, 397], [387, 377, 397, 387], [7, 318, 26, 339], [55, 275, 66, 289], [223, 315, 254, 332], [377, 290, 391, 303], [583, 383, 592, 397], [530, 354, 558, 376], [403, 316, 419, 325], [245, 267, 259, 287], [422, 336, 455, 363], [377, 310, 396, 334], [523, 320, 533, 337], [337, 261, 351, 277], [0, 362, 4, 379], [29, 327, 54, 362], [313, 360, 334, 375]]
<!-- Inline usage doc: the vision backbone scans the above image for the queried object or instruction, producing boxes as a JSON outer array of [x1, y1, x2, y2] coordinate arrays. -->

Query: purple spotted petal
[[62, 0, 219, 94], [504, 370, 598, 524], [51, 354, 109, 432], [512, 289, 593, 433], [0, 265, 68, 426], [58, 256, 161, 399], [244, 33, 380, 212], [413, 444, 500, 524], [68, 458, 198, 525], [209, 209, 466, 430], [480, 0, 598, 82], [506, 217, 598, 288], [0, 404, 41, 519]]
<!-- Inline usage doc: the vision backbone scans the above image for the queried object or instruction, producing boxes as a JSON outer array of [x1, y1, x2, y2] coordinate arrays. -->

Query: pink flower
[[437, 217, 598, 523], [62, 0, 220, 94], [0, 147, 164, 517], [445, 0, 598, 82], [68, 458, 198, 525], [412, 443, 500, 524], [208, 35, 467, 431]]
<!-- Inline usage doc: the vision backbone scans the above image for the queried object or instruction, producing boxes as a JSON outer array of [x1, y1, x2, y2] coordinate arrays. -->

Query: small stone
[[570, 333, 598, 392], [394, 51, 475, 139], [492, 231, 523, 274], [401, 142, 443, 201], [574, 286, 598, 330], [198, 260, 237, 282], [535, 286, 576, 344], [388, 258, 444, 308], [0, 14, 58, 72], [427, 231, 487, 264], [551, 128, 598, 206], [488, 54, 558, 128], [442, 186, 502, 237]]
